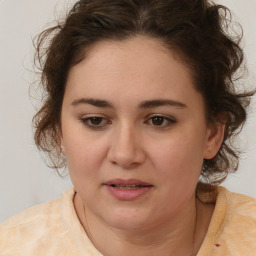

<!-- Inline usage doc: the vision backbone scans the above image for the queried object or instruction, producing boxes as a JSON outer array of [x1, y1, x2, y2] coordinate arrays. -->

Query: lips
[[110, 184, 147, 189], [103, 178, 152, 187], [103, 179, 153, 200]]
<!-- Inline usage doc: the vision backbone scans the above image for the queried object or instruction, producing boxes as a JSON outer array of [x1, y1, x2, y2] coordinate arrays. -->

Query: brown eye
[[89, 117, 104, 126], [151, 116, 165, 126], [146, 115, 176, 128], [80, 116, 111, 129]]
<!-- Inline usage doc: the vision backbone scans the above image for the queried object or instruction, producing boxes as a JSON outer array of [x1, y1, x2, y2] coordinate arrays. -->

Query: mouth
[[103, 179, 153, 200], [109, 184, 151, 189], [103, 178, 153, 189]]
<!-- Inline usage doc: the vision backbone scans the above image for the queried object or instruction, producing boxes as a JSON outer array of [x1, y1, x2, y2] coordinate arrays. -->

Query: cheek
[[66, 140, 108, 197], [150, 136, 205, 210], [151, 132, 206, 182], [63, 132, 108, 178]]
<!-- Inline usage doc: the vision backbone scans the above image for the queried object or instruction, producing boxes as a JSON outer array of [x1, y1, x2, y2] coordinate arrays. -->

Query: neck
[[74, 193, 214, 256]]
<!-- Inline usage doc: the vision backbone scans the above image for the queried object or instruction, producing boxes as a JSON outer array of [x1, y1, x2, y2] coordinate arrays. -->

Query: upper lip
[[103, 178, 153, 186]]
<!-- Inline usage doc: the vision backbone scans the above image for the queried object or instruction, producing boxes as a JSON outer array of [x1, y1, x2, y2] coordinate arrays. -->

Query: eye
[[146, 115, 176, 128], [80, 116, 111, 129]]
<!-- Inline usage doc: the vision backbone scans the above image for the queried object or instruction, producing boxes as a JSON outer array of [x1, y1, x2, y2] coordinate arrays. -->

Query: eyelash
[[79, 116, 111, 130], [79, 115, 176, 130], [145, 115, 176, 129]]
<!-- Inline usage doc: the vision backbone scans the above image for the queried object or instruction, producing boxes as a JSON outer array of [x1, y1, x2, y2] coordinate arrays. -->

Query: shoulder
[[219, 187, 256, 219], [198, 187, 256, 255], [0, 198, 62, 252], [0, 197, 61, 230], [0, 188, 79, 255], [213, 187, 256, 254]]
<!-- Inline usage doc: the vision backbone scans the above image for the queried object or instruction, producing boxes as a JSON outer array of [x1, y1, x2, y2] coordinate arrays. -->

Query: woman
[[0, 0, 255, 255]]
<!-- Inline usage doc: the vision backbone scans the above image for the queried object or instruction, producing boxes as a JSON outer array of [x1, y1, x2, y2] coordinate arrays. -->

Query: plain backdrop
[[0, 0, 255, 223]]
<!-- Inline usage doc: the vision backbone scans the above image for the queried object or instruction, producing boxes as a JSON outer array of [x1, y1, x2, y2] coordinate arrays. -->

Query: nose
[[107, 124, 146, 169]]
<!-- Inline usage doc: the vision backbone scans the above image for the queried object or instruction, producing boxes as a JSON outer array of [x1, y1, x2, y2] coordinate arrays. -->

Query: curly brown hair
[[33, 0, 254, 185]]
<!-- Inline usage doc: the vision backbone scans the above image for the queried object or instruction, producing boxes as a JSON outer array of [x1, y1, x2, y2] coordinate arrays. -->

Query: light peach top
[[0, 187, 256, 255]]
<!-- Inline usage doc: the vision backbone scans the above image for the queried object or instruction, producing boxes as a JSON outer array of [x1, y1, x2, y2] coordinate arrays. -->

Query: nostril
[[107, 133, 146, 168]]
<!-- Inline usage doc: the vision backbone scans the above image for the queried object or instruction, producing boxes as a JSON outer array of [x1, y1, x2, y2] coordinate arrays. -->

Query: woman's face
[[60, 36, 222, 230]]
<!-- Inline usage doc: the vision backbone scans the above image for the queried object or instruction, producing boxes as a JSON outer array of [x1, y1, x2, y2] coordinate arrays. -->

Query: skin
[[60, 36, 224, 256]]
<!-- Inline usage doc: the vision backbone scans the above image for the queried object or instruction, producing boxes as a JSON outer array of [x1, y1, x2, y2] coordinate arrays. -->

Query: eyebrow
[[139, 99, 187, 109], [71, 98, 187, 109], [71, 98, 113, 108]]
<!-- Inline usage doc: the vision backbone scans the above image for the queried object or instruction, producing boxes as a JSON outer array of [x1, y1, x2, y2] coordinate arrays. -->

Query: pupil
[[90, 117, 102, 125], [152, 116, 164, 126]]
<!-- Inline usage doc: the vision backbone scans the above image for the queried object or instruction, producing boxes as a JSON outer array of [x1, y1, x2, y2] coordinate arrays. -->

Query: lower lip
[[105, 185, 153, 201]]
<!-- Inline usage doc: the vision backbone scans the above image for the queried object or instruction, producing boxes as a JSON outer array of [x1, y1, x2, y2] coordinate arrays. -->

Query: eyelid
[[78, 113, 176, 130], [146, 113, 176, 121], [79, 114, 112, 130], [145, 114, 176, 129]]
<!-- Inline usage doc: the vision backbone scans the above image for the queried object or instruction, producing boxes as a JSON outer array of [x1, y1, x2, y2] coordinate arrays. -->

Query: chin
[[101, 207, 158, 231]]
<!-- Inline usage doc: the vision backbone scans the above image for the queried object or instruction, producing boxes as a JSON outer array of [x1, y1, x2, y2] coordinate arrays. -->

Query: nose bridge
[[108, 121, 145, 168]]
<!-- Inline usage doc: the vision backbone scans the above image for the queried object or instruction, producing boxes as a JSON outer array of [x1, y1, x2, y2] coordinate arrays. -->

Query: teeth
[[112, 184, 143, 189]]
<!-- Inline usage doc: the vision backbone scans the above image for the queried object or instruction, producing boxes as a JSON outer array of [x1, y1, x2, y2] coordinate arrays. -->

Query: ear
[[57, 126, 66, 156], [60, 143, 66, 156], [203, 122, 225, 159]]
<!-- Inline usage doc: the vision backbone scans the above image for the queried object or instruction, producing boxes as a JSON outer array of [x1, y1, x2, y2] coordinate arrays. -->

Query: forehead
[[64, 36, 202, 108]]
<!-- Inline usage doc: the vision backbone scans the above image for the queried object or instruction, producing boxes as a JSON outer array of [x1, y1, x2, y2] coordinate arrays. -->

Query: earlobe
[[60, 144, 66, 156], [203, 122, 225, 159], [57, 127, 66, 156]]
